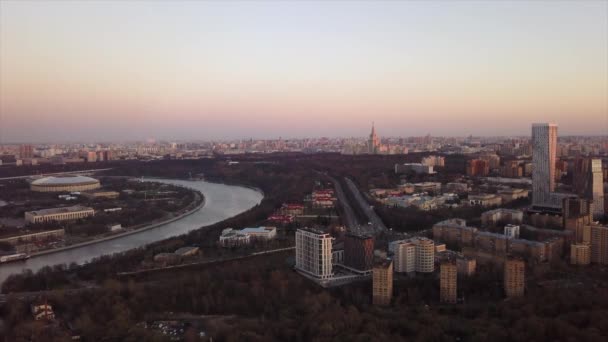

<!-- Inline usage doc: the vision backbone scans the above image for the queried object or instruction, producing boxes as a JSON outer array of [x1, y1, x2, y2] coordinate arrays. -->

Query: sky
[[0, 0, 607, 143]]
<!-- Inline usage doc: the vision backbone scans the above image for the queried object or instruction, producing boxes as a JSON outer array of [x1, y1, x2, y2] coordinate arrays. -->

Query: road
[[344, 177, 388, 234], [322, 173, 361, 229]]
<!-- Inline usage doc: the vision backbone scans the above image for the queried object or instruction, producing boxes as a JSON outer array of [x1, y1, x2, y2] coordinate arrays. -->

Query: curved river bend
[[0, 179, 263, 284]]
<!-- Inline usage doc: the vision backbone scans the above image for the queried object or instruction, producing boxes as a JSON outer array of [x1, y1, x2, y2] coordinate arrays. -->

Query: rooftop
[[26, 205, 94, 216], [31, 175, 99, 186]]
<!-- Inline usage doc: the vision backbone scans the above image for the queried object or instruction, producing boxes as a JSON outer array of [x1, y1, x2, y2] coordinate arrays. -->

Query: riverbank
[[30, 187, 205, 257]]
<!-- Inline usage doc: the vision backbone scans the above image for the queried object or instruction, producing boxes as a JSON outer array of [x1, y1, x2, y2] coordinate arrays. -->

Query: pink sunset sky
[[0, 1, 607, 142]]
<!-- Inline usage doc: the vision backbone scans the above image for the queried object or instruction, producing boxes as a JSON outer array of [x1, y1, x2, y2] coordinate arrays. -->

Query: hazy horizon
[[1, 1, 607, 143]]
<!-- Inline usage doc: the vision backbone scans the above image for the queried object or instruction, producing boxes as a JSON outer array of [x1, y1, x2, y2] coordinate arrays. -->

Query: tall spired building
[[531, 123, 558, 207], [368, 122, 380, 154]]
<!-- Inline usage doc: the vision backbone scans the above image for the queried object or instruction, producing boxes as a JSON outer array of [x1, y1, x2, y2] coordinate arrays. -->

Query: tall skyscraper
[[590, 225, 608, 264], [590, 159, 605, 219], [531, 123, 558, 207], [19, 144, 33, 159], [573, 158, 605, 219], [344, 233, 374, 272], [440, 261, 457, 304], [372, 258, 393, 306], [368, 122, 380, 154], [295, 228, 334, 279], [504, 258, 525, 298]]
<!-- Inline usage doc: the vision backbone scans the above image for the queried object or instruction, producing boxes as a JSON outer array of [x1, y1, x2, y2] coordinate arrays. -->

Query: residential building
[[573, 158, 605, 219], [468, 194, 502, 207], [389, 237, 435, 273], [394, 163, 434, 174], [456, 257, 476, 276], [25, 205, 94, 224], [562, 198, 593, 241], [19, 144, 34, 159], [414, 237, 435, 273], [504, 258, 525, 298], [344, 233, 374, 272], [475, 232, 509, 255], [570, 243, 591, 265], [372, 258, 393, 305], [532, 123, 558, 208], [481, 208, 523, 227], [498, 188, 529, 203], [590, 225, 608, 264], [295, 228, 334, 279], [500, 160, 523, 178], [391, 240, 416, 273], [440, 261, 458, 304], [421, 155, 445, 167], [433, 219, 478, 247], [466, 159, 489, 177]]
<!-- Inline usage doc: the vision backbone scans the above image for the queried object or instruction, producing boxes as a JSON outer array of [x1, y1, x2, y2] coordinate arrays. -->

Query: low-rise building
[[499, 188, 529, 203], [25, 205, 95, 224], [175, 246, 200, 257], [280, 203, 304, 216], [504, 224, 520, 239], [481, 208, 523, 227], [468, 194, 502, 207], [413, 182, 442, 194], [444, 182, 469, 194], [394, 163, 435, 174], [433, 219, 478, 247], [219, 226, 277, 247], [31, 303, 55, 321], [0, 228, 65, 245], [81, 191, 120, 200]]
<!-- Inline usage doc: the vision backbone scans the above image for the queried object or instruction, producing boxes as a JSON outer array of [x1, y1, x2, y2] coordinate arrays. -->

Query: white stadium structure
[[30, 175, 101, 193]]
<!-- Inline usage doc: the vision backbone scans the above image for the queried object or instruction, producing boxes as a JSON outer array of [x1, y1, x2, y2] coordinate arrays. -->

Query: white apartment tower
[[590, 159, 605, 219], [295, 228, 334, 279], [532, 123, 557, 207], [389, 237, 435, 273], [392, 241, 416, 273]]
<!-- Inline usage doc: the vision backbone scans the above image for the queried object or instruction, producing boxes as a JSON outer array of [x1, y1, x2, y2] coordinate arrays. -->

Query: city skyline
[[1, 1, 607, 142]]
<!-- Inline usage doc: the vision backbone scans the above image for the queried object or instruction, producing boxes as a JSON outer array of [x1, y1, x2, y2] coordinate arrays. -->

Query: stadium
[[30, 175, 101, 193]]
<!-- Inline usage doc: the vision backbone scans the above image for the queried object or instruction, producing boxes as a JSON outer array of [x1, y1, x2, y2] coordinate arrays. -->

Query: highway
[[323, 173, 361, 229], [344, 177, 388, 234]]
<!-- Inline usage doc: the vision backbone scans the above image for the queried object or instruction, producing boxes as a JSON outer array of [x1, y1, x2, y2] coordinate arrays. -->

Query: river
[[0, 179, 263, 284]]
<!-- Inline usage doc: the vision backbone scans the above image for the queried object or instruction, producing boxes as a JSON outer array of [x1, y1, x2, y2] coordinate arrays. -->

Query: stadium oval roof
[[31, 175, 99, 186]]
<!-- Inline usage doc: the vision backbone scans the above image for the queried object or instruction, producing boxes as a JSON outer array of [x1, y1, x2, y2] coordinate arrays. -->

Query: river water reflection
[[0, 179, 263, 284]]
